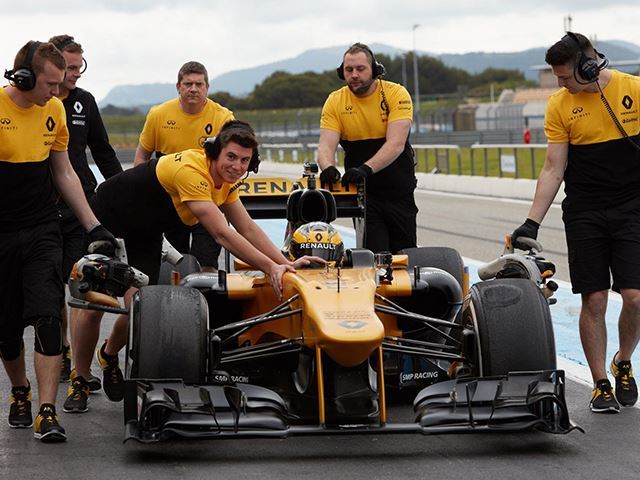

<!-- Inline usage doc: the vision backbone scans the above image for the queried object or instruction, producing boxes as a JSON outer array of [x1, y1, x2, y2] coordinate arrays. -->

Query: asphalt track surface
[[2, 162, 639, 479]]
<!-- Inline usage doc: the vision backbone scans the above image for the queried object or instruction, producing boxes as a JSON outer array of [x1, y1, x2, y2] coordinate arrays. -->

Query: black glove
[[511, 218, 540, 250], [341, 164, 373, 187], [87, 223, 118, 256], [319, 165, 341, 185]]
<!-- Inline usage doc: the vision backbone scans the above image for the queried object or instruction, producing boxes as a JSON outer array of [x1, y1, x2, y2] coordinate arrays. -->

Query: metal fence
[[258, 142, 548, 179]]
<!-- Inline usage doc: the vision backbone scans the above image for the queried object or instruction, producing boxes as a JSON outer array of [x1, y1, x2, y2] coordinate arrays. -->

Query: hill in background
[[98, 41, 640, 110]]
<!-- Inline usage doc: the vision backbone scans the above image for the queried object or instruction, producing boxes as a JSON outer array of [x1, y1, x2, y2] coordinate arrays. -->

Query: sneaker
[[70, 369, 102, 393], [86, 373, 102, 393], [34, 404, 66, 442], [590, 378, 621, 413], [611, 353, 638, 407], [63, 376, 89, 413], [8, 384, 33, 428], [97, 341, 124, 402], [59, 345, 71, 383]]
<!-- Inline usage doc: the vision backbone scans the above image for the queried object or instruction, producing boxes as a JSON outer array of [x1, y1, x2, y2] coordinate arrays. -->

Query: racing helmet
[[289, 222, 344, 265]]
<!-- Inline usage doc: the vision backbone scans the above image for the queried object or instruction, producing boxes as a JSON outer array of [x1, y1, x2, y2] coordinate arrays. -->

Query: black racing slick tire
[[398, 246, 464, 290], [157, 254, 201, 285], [464, 278, 556, 377], [128, 285, 208, 383], [398, 246, 465, 344]]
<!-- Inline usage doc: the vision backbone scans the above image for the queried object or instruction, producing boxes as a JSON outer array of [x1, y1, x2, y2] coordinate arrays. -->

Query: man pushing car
[[66, 120, 324, 414]]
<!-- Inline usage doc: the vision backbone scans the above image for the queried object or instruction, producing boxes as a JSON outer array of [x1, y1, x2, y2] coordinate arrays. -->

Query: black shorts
[[60, 207, 86, 283], [564, 197, 640, 293], [364, 193, 418, 254], [0, 221, 64, 343], [190, 223, 221, 269]]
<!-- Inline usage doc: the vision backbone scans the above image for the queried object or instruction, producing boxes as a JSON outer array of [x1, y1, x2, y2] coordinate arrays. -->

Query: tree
[[250, 70, 342, 109]]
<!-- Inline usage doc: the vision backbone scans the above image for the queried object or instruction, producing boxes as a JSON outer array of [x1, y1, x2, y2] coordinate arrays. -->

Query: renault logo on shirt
[[46, 116, 55, 132], [73, 101, 83, 114], [622, 95, 634, 110], [204, 123, 213, 135]]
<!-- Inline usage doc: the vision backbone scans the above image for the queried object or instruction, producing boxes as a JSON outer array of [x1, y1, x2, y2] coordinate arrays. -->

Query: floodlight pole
[[412, 24, 421, 133]]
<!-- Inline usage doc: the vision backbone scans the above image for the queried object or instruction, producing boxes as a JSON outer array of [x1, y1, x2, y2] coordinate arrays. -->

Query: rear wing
[[238, 177, 364, 222]]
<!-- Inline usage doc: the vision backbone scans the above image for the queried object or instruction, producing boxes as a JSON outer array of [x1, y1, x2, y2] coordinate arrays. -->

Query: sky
[[2, 0, 639, 102]]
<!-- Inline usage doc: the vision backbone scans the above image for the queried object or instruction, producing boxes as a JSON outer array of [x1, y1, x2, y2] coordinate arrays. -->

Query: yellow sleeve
[[320, 94, 341, 132], [387, 85, 413, 123], [173, 164, 214, 203], [544, 95, 568, 143], [138, 106, 158, 152], [223, 183, 241, 205]]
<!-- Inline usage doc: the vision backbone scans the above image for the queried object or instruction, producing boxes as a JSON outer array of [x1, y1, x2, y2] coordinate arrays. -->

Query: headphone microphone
[[336, 43, 386, 81], [3, 40, 41, 91], [52, 36, 88, 74], [563, 31, 608, 84]]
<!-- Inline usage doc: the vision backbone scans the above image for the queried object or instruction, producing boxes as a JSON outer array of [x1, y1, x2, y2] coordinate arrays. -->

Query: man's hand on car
[[511, 218, 540, 250], [341, 164, 373, 187], [320, 165, 341, 185]]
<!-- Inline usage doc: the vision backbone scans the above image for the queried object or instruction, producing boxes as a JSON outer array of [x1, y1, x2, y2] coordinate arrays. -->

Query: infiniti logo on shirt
[[572, 107, 583, 114]]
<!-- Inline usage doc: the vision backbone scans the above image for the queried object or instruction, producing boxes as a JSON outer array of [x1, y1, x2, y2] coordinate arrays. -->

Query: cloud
[[2, 1, 639, 101]]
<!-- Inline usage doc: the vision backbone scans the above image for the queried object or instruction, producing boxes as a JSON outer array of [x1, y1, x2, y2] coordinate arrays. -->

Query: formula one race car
[[72, 164, 581, 442]]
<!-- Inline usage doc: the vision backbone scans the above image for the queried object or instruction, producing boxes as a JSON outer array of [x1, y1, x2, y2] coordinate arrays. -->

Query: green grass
[[413, 146, 547, 179]]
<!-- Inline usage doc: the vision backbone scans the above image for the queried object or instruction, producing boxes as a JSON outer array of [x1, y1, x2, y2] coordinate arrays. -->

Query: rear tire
[[398, 246, 464, 345], [157, 254, 201, 285], [398, 246, 464, 289], [127, 285, 208, 383], [464, 278, 556, 376]]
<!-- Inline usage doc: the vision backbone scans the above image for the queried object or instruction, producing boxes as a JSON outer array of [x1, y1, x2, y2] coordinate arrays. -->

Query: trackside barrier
[[259, 143, 548, 179], [470, 143, 547, 179], [411, 144, 461, 175]]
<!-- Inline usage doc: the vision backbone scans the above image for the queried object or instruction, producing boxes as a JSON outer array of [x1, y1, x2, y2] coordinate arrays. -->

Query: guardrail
[[259, 142, 548, 179], [470, 143, 547, 178]]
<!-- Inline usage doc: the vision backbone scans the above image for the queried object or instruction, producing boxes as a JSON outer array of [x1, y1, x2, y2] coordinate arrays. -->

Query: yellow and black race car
[[71, 164, 581, 443]]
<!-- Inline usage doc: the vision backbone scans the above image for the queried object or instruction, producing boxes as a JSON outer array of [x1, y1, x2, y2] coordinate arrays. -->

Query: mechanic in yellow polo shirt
[[317, 43, 417, 253], [511, 32, 640, 414], [134, 61, 234, 270], [0, 40, 116, 441], [72, 120, 323, 407]]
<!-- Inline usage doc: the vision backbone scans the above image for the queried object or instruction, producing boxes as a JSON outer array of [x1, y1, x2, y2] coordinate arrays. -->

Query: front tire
[[127, 285, 208, 383], [464, 278, 556, 377]]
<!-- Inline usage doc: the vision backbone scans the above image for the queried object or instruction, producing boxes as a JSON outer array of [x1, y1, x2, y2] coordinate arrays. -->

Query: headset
[[3, 40, 41, 91], [204, 121, 261, 174], [51, 36, 88, 74], [336, 43, 386, 80], [563, 31, 608, 84]]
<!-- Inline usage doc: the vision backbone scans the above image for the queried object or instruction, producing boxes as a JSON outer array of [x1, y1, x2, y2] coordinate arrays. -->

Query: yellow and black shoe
[[97, 340, 124, 402], [63, 376, 89, 413], [590, 378, 621, 413], [34, 404, 66, 443], [611, 353, 638, 407], [8, 384, 32, 428], [70, 368, 102, 393], [59, 345, 71, 383]]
